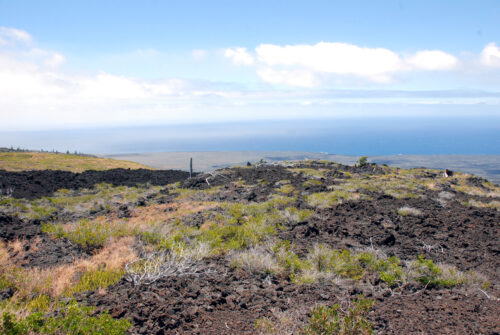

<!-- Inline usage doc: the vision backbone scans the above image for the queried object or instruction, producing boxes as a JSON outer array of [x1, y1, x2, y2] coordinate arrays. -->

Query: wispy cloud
[[192, 49, 208, 61], [0, 26, 32, 45], [0, 27, 499, 131]]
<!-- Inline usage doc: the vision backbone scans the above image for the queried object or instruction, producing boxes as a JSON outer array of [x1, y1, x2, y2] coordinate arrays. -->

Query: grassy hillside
[[0, 152, 154, 172]]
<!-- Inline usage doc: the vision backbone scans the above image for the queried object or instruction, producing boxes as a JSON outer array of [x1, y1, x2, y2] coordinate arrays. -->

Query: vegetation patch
[[230, 245, 281, 275], [1, 159, 498, 334], [67, 268, 125, 295], [289, 168, 326, 179], [0, 151, 152, 172], [303, 296, 374, 335], [397, 206, 423, 217], [306, 191, 361, 208], [0, 301, 131, 335], [255, 296, 375, 335], [229, 241, 490, 291], [0, 183, 164, 220], [407, 255, 489, 289], [43, 218, 134, 250], [464, 199, 500, 210]]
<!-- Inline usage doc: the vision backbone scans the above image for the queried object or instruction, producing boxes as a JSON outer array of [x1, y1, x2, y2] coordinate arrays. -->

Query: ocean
[[1, 116, 499, 155]]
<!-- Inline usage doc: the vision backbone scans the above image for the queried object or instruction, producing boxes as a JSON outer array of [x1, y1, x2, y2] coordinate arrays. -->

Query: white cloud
[[76, 73, 149, 100], [480, 42, 500, 68], [44, 53, 65, 67], [224, 47, 254, 65], [257, 68, 319, 87], [192, 49, 208, 60], [228, 42, 464, 86], [0, 27, 32, 45], [256, 42, 401, 79], [405, 50, 459, 70], [0, 25, 498, 131], [133, 48, 161, 57]]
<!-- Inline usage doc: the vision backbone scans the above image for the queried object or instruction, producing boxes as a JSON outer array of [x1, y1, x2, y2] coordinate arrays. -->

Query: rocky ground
[[0, 161, 499, 334]]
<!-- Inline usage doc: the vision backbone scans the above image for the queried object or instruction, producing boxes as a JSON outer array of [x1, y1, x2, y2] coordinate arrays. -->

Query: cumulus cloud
[[405, 50, 459, 71], [0, 27, 32, 45], [1, 25, 498, 131], [44, 53, 65, 67], [226, 42, 463, 86], [480, 42, 500, 68], [256, 42, 401, 80], [257, 68, 319, 87], [224, 47, 254, 65]]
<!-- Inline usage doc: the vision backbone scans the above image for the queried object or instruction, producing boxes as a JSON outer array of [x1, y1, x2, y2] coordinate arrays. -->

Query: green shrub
[[303, 180, 323, 188], [306, 191, 358, 208], [0, 273, 13, 291], [254, 317, 276, 333], [282, 245, 404, 285], [0, 301, 131, 335], [67, 268, 125, 295], [278, 184, 295, 194], [44, 219, 134, 249], [27, 204, 58, 219], [357, 156, 368, 167], [303, 296, 374, 335], [412, 255, 447, 286], [66, 219, 110, 248], [273, 240, 308, 278], [409, 255, 467, 287], [376, 257, 404, 286], [407, 255, 489, 289]]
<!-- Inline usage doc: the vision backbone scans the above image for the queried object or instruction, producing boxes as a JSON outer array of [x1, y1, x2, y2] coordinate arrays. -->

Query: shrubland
[[0, 159, 498, 334]]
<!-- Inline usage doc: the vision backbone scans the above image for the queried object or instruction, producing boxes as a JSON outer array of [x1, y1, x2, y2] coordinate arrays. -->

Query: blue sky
[[0, 0, 499, 131]]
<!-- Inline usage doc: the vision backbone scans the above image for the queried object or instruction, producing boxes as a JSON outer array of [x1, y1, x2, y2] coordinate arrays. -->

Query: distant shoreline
[[101, 151, 500, 185]]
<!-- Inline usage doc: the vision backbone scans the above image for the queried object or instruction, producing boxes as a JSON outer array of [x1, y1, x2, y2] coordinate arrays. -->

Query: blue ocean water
[[1, 116, 499, 155]]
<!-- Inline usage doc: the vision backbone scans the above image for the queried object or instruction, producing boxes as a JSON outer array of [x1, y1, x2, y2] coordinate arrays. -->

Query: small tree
[[357, 156, 368, 167]]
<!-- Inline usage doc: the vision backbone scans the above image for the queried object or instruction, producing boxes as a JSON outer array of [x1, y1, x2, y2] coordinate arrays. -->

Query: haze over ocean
[[2, 116, 498, 156]]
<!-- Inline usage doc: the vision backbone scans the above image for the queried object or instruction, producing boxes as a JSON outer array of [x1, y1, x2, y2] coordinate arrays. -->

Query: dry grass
[[447, 174, 500, 198], [255, 307, 309, 334], [289, 168, 326, 179], [306, 191, 361, 208], [453, 184, 500, 198], [397, 206, 423, 217], [0, 241, 11, 269], [0, 152, 153, 172], [7, 239, 25, 255], [0, 237, 137, 300], [436, 191, 455, 206], [230, 246, 281, 274], [465, 199, 500, 210], [125, 201, 216, 231], [51, 237, 137, 296]]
